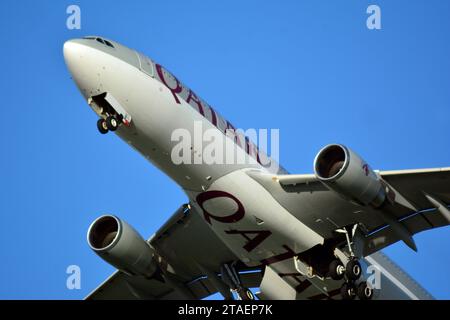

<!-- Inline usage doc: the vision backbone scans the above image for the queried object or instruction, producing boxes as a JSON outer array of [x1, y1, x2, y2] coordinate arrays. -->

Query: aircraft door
[[136, 51, 154, 77]]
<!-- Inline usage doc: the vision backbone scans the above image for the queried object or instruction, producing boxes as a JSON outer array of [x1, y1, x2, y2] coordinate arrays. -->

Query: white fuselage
[[64, 37, 433, 299], [63, 37, 325, 268]]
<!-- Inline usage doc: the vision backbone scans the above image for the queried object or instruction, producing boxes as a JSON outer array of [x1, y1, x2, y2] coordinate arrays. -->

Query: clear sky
[[0, 0, 449, 299]]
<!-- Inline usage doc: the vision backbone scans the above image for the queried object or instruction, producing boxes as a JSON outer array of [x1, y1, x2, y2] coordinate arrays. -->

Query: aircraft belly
[[185, 169, 324, 267]]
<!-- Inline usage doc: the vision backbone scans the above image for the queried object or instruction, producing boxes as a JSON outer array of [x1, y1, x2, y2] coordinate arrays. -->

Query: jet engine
[[87, 215, 158, 277], [313, 144, 386, 207]]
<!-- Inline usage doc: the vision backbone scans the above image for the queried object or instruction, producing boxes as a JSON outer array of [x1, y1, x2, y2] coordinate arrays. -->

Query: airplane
[[63, 36, 450, 300]]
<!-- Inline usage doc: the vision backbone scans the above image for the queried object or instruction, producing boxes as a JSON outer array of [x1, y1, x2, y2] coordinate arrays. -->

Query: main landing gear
[[235, 287, 255, 301], [336, 260, 373, 300], [221, 262, 255, 301], [328, 258, 373, 300], [329, 225, 374, 300], [97, 115, 120, 134], [339, 280, 373, 300]]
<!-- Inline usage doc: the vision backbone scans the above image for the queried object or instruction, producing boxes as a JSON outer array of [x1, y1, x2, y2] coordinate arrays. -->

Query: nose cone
[[63, 40, 78, 66], [63, 39, 84, 78], [63, 39, 102, 99]]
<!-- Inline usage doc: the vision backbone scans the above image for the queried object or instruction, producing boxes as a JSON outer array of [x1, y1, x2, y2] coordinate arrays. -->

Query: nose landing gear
[[96, 115, 120, 134], [89, 92, 131, 134], [97, 118, 109, 134], [106, 115, 119, 131]]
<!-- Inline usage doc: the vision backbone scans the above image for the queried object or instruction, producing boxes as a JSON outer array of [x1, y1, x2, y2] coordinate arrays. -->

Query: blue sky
[[0, 0, 449, 299]]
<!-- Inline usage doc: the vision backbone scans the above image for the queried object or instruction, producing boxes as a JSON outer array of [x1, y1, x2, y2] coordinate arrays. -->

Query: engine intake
[[314, 144, 386, 207], [87, 215, 157, 277]]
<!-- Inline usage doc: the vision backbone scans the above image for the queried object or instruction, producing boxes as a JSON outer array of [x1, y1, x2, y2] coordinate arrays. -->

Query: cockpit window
[[83, 36, 115, 48], [104, 40, 114, 48]]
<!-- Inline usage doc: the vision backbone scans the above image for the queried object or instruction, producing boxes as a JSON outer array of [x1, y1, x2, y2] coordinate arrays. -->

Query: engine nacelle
[[314, 144, 386, 207], [87, 215, 157, 277]]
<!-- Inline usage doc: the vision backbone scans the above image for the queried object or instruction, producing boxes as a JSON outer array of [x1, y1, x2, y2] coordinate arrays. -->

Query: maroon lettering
[[196, 191, 245, 225], [225, 121, 242, 148], [256, 151, 262, 165], [260, 245, 295, 266], [155, 64, 183, 104], [246, 138, 260, 163], [248, 140, 256, 158], [209, 106, 218, 126], [225, 230, 272, 252], [186, 90, 205, 116]]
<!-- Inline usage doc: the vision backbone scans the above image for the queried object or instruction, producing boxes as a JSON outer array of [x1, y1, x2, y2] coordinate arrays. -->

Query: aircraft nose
[[63, 40, 77, 65], [63, 39, 101, 99], [63, 40, 82, 80]]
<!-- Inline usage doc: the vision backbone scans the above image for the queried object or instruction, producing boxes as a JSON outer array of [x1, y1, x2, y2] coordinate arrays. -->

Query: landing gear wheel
[[236, 287, 254, 300], [97, 119, 108, 134], [345, 259, 362, 281], [329, 260, 345, 280], [340, 282, 356, 300], [357, 282, 373, 300], [106, 116, 119, 131]]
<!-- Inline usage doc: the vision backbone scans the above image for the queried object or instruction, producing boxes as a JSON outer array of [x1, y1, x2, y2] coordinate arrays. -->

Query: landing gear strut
[[236, 287, 255, 300], [333, 225, 372, 300], [328, 259, 345, 280], [221, 262, 255, 300]]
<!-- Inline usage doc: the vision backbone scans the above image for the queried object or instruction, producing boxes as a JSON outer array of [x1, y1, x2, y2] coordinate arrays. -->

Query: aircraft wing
[[86, 204, 262, 300], [378, 167, 450, 210], [87, 168, 449, 299], [363, 167, 450, 255], [247, 167, 450, 256]]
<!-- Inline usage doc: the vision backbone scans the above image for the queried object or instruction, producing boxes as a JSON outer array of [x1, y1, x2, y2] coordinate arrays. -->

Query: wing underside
[[248, 167, 450, 255], [87, 167, 449, 300], [86, 204, 261, 300]]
